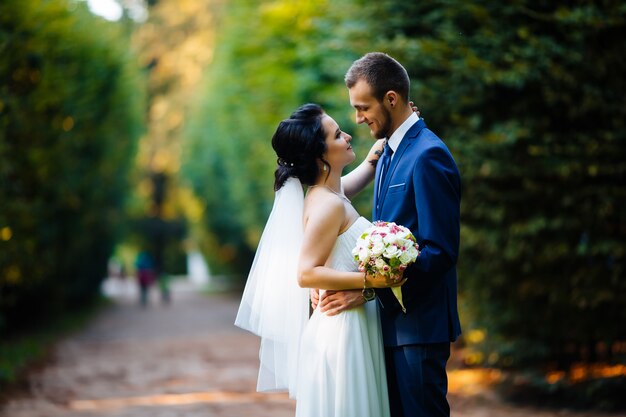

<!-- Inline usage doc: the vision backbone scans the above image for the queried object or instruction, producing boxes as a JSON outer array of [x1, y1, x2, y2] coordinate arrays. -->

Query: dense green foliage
[[183, 0, 371, 274], [364, 1, 626, 406], [185, 1, 625, 405], [0, 0, 144, 333], [365, 0, 626, 368]]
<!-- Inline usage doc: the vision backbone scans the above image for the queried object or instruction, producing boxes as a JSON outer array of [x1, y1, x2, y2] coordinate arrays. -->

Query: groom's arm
[[310, 288, 320, 310], [411, 145, 461, 278]]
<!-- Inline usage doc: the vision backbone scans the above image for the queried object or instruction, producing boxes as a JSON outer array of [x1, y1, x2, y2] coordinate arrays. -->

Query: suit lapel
[[377, 119, 426, 212]]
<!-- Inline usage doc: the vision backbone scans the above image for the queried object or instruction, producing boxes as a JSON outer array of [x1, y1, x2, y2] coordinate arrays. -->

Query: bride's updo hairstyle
[[272, 103, 330, 191]]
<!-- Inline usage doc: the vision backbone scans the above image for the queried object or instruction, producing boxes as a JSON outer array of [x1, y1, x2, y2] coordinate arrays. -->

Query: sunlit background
[[1, 0, 625, 414]]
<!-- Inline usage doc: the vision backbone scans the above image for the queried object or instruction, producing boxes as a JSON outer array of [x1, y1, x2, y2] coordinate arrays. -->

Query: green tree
[[183, 0, 371, 275], [0, 0, 144, 333]]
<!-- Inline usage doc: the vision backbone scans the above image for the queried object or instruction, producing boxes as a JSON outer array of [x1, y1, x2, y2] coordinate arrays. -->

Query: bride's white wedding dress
[[295, 216, 390, 417]]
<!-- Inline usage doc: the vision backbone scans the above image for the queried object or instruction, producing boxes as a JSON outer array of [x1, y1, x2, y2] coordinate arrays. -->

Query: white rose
[[353, 239, 366, 254], [374, 258, 387, 270], [399, 246, 419, 264], [371, 240, 385, 256], [383, 233, 398, 246], [396, 238, 413, 250], [358, 248, 371, 263], [383, 245, 401, 259], [396, 226, 412, 240]]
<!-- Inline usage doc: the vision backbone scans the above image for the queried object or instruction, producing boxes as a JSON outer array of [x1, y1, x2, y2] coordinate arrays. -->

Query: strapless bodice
[[326, 216, 372, 272]]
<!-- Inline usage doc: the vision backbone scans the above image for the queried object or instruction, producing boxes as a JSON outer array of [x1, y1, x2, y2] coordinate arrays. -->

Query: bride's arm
[[297, 194, 391, 290], [341, 139, 385, 199]]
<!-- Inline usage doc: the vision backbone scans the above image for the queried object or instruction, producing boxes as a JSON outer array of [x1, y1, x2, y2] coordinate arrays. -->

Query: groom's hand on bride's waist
[[310, 288, 320, 310], [319, 290, 365, 316]]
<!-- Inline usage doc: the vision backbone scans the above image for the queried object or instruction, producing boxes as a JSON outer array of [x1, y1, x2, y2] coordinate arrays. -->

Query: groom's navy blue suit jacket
[[373, 119, 462, 347]]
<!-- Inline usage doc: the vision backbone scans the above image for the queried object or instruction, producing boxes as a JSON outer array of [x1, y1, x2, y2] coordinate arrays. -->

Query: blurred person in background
[[135, 251, 156, 307]]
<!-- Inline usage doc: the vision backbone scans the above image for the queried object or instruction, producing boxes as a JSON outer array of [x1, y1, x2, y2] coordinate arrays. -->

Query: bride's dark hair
[[272, 103, 330, 191]]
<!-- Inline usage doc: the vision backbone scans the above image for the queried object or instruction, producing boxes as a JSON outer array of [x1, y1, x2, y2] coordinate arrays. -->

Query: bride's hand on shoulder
[[366, 139, 386, 167], [409, 100, 421, 118]]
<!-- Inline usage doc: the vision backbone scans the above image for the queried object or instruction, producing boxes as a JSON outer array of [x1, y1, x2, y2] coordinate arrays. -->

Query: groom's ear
[[385, 91, 398, 108]]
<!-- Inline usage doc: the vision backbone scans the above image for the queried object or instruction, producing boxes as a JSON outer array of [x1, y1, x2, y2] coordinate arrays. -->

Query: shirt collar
[[387, 112, 420, 153]]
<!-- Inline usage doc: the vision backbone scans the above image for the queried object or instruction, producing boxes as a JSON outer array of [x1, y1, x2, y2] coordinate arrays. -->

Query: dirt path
[[1, 279, 621, 417]]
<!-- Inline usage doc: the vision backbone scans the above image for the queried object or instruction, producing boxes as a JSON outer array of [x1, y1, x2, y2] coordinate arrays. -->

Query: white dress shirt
[[377, 112, 421, 196], [387, 112, 420, 161]]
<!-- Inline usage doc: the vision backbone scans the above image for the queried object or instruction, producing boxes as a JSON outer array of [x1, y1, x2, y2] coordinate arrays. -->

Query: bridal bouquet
[[352, 221, 420, 313]]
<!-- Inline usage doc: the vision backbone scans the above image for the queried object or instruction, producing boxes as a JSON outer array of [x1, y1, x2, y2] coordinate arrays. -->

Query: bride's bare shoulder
[[305, 187, 345, 209], [303, 188, 345, 225]]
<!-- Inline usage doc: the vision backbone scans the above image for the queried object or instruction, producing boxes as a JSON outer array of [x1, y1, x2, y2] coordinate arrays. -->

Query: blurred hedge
[[368, 0, 626, 368], [366, 1, 626, 407], [0, 0, 144, 333]]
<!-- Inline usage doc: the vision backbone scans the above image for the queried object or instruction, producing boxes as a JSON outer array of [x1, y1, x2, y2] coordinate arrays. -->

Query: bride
[[236, 103, 402, 417]]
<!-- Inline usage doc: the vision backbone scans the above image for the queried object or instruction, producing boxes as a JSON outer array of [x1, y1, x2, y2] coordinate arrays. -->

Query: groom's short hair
[[345, 52, 410, 103]]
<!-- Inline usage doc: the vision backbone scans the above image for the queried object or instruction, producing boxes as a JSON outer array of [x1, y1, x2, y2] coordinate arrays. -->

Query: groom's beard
[[374, 105, 393, 139]]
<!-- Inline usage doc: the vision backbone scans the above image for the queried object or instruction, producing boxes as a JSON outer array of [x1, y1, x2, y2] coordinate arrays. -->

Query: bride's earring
[[323, 165, 327, 171]]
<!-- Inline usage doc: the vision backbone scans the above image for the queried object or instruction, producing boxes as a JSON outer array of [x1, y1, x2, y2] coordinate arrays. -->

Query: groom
[[320, 52, 462, 416]]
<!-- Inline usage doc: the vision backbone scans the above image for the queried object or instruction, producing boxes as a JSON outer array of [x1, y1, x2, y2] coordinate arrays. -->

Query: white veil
[[234, 177, 309, 398]]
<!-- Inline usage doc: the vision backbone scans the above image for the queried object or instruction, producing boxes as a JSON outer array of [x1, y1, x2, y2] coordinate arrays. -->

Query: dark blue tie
[[378, 142, 394, 198]]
